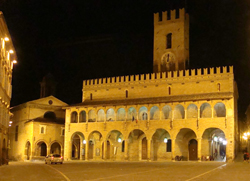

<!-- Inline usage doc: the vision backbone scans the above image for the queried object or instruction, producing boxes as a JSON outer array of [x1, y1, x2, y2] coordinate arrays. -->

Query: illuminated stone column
[[197, 137, 202, 162], [103, 140, 107, 160], [80, 140, 83, 160], [124, 140, 128, 160], [85, 141, 89, 161], [147, 139, 151, 161], [171, 139, 176, 162]]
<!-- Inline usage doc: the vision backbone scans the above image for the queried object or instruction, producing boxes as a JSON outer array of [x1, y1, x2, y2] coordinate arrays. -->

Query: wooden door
[[142, 137, 147, 160], [88, 141, 94, 159], [189, 139, 197, 160]]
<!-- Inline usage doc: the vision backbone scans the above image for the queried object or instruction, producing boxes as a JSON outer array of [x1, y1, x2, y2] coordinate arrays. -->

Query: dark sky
[[0, 0, 249, 118]]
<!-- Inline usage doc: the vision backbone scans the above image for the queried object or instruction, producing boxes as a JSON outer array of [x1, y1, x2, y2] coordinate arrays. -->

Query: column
[[184, 109, 187, 119], [147, 139, 151, 161], [198, 108, 200, 119], [85, 141, 89, 161], [197, 137, 202, 162], [103, 140, 107, 160], [171, 139, 175, 162], [124, 140, 128, 160], [80, 141, 83, 160], [212, 107, 214, 118]]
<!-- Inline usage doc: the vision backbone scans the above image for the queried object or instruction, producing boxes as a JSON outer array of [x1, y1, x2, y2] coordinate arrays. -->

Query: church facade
[[63, 8, 239, 162]]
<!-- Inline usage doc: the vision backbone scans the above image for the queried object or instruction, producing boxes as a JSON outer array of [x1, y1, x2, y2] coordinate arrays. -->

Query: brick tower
[[153, 8, 189, 73]]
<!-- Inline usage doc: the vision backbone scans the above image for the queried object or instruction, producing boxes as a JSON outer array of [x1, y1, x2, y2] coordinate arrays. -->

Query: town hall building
[[63, 8, 239, 162]]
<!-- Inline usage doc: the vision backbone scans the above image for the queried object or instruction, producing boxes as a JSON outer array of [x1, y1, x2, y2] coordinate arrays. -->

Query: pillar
[[147, 139, 151, 161], [171, 139, 175, 162], [197, 137, 202, 162], [184, 109, 187, 119], [124, 140, 128, 160], [198, 108, 200, 119], [85, 141, 89, 161], [80, 141, 83, 160], [103, 140, 107, 160]]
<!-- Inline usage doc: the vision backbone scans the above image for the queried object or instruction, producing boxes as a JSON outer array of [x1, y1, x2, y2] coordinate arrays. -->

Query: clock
[[161, 52, 175, 64]]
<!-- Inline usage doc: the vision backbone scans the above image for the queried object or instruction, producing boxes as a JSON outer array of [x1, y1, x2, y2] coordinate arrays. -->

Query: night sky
[[0, 0, 249, 119]]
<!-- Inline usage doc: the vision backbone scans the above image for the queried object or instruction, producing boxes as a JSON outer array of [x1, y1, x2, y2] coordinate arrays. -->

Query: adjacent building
[[63, 9, 239, 162], [0, 12, 17, 165]]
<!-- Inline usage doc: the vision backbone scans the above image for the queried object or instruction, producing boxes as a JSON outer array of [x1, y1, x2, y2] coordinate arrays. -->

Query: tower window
[[90, 93, 93, 100], [167, 11, 171, 20], [217, 83, 221, 91], [159, 12, 162, 22], [40, 125, 46, 134], [166, 33, 172, 49], [168, 87, 171, 95], [176, 9, 179, 19]]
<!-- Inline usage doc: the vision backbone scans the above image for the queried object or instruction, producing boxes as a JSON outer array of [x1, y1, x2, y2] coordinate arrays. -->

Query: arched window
[[200, 103, 212, 118], [79, 111, 86, 123], [217, 83, 221, 91], [117, 108, 126, 121], [214, 103, 226, 117], [88, 110, 96, 122], [187, 104, 198, 118], [168, 87, 171, 95], [150, 106, 160, 120], [125, 90, 128, 98], [139, 106, 148, 120], [97, 109, 105, 122], [71, 112, 78, 123], [127, 107, 137, 121], [162, 105, 172, 119], [174, 105, 185, 119], [106, 108, 115, 121], [166, 33, 172, 49], [41, 127, 44, 134]]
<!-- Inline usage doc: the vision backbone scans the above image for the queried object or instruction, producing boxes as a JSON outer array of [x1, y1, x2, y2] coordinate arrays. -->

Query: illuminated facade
[[9, 96, 67, 161], [0, 12, 17, 165], [63, 8, 239, 162]]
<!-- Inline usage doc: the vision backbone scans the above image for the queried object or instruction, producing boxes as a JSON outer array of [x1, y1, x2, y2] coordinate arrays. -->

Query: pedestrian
[[246, 151, 250, 163], [244, 151, 248, 162]]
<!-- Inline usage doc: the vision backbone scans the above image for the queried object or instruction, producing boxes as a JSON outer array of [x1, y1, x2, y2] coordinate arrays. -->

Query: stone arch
[[214, 102, 226, 117], [200, 103, 212, 118], [127, 107, 137, 121], [44, 111, 56, 119], [71, 111, 78, 123], [97, 109, 105, 122], [127, 129, 146, 161], [106, 108, 115, 122], [88, 109, 96, 122], [88, 131, 103, 160], [35, 140, 48, 157], [105, 130, 124, 160], [25, 141, 31, 160], [150, 106, 160, 120], [117, 108, 126, 121], [139, 106, 148, 120], [71, 132, 85, 160], [50, 141, 61, 155], [79, 110, 87, 123], [152, 129, 171, 161], [201, 128, 227, 161], [187, 104, 198, 118], [162, 105, 172, 119], [175, 128, 197, 160], [174, 104, 184, 119]]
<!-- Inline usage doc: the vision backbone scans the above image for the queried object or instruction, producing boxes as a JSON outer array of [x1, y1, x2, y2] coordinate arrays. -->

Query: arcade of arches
[[67, 127, 228, 161]]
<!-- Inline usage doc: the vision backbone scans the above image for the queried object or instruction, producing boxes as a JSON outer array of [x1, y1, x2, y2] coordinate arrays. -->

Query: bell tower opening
[[153, 8, 189, 73]]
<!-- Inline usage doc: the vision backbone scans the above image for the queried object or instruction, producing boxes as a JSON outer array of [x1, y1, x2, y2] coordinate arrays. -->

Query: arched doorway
[[142, 137, 147, 160], [88, 131, 103, 160], [72, 134, 80, 159], [105, 130, 124, 160], [36, 142, 47, 156], [189, 139, 197, 160], [50, 142, 61, 155], [25, 141, 31, 160]]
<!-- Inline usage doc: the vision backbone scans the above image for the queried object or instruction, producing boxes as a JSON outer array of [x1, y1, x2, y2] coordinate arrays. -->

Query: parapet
[[154, 8, 188, 24], [83, 66, 233, 87]]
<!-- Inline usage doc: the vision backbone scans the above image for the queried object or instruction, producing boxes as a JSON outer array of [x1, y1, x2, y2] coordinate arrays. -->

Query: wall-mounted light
[[83, 140, 86, 144], [219, 138, 223, 142], [118, 138, 122, 143], [9, 50, 14, 54], [223, 140, 227, 145], [4, 37, 9, 41], [213, 136, 218, 142], [164, 138, 168, 143]]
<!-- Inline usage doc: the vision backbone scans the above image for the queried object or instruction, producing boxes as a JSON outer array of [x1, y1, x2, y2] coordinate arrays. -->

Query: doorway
[[189, 139, 197, 160]]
